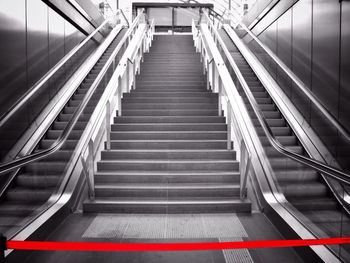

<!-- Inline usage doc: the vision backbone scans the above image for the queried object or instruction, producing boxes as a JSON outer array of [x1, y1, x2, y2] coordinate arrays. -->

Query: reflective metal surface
[[0, 1, 97, 160], [195, 17, 341, 262], [291, 0, 312, 122], [5, 14, 152, 256]]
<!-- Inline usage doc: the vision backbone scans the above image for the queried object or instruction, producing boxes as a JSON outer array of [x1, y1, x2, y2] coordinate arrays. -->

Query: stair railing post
[[105, 101, 111, 150], [117, 76, 122, 116], [227, 101, 232, 149], [126, 60, 130, 92], [203, 52, 206, 75], [211, 61, 216, 91], [133, 58, 137, 90], [207, 60, 211, 90], [240, 140, 250, 200], [218, 77, 222, 116], [88, 139, 95, 199]]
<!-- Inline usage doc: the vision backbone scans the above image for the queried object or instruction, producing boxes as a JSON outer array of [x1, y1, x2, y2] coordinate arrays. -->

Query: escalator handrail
[[200, 11, 350, 186], [0, 11, 145, 176], [0, 14, 117, 128], [222, 8, 350, 142]]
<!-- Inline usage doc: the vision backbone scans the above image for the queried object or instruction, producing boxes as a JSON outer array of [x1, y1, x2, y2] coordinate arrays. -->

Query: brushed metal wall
[[252, 0, 350, 169], [0, 0, 96, 160]]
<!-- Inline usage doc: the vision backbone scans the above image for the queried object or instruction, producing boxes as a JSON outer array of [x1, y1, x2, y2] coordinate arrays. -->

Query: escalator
[[0, 27, 127, 237], [218, 27, 350, 259]]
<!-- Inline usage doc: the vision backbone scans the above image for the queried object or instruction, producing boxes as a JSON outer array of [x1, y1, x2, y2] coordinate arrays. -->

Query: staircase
[[219, 29, 349, 238], [0, 29, 127, 236], [83, 35, 251, 213]]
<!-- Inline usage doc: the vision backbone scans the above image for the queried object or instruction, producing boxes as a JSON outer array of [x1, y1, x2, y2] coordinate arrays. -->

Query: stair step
[[97, 160, 239, 171], [124, 92, 216, 97], [122, 103, 217, 110], [260, 135, 298, 146], [94, 183, 240, 198], [274, 169, 320, 182], [6, 188, 52, 203], [114, 116, 225, 124], [110, 140, 229, 149], [0, 204, 39, 216], [95, 171, 240, 184], [280, 182, 328, 198], [16, 174, 61, 188], [101, 150, 236, 160], [289, 197, 338, 211], [110, 131, 227, 140], [40, 139, 78, 150], [122, 97, 217, 103], [122, 109, 219, 116], [83, 198, 252, 213], [24, 162, 67, 174], [111, 123, 227, 132]]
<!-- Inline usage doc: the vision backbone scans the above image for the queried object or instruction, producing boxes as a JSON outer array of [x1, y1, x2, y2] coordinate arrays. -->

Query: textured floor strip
[[83, 214, 248, 239], [219, 238, 254, 263]]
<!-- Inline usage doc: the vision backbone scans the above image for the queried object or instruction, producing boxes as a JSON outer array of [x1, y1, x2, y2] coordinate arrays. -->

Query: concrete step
[[100, 149, 236, 160], [122, 97, 217, 103], [83, 198, 252, 213], [95, 171, 240, 184], [122, 109, 219, 116], [110, 131, 227, 140], [124, 92, 216, 98], [122, 103, 217, 110], [110, 140, 229, 149], [114, 116, 225, 124], [97, 160, 239, 171], [94, 183, 240, 198], [111, 123, 227, 132]]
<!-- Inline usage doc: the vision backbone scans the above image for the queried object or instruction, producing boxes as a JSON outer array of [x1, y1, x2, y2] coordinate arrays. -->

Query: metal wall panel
[[0, 0, 26, 115], [277, 9, 292, 98], [291, 0, 312, 122], [339, 2, 350, 131], [311, 0, 340, 114], [0, 0, 27, 159], [311, 0, 340, 154], [0, 1, 96, 160], [26, 0, 50, 123], [48, 7, 65, 98], [338, 2, 350, 170], [261, 21, 277, 79]]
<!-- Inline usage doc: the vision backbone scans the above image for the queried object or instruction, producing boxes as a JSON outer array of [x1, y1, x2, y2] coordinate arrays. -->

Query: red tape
[[6, 237, 350, 251]]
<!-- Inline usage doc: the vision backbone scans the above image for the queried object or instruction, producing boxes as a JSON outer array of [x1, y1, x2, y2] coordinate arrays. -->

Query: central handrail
[[199, 11, 350, 185], [0, 11, 145, 176], [222, 8, 350, 142], [0, 16, 118, 128]]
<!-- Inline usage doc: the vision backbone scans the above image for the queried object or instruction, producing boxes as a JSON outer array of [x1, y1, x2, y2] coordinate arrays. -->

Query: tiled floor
[[14, 212, 305, 263]]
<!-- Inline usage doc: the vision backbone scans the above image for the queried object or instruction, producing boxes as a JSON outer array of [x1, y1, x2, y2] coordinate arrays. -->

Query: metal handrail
[[0, 16, 115, 128], [200, 11, 350, 186], [223, 8, 350, 142], [0, 11, 145, 176]]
